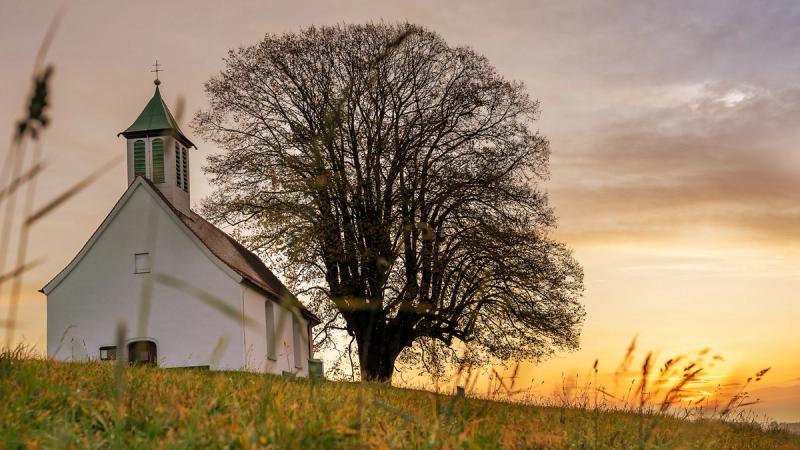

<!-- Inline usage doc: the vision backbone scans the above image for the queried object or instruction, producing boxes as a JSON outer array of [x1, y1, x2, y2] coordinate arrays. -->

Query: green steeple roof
[[119, 86, 195, 148]]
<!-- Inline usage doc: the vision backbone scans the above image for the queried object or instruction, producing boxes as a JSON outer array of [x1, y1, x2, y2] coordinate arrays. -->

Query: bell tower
[[119, 64, 194, 215]]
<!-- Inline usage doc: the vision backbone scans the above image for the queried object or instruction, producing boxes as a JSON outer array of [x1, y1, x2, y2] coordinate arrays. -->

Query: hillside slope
[[1, 360, 798, 449]]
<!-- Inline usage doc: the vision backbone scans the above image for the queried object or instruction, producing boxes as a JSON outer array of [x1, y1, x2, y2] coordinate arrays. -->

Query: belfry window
[[133, 140, 146, 177], [181, 147, 188, 191], [175, 143, 182, 188], [151, 139, 165, 183]]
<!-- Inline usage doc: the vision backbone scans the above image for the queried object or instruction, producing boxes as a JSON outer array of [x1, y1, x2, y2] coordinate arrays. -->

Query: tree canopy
[[194, 23, 584, 381]]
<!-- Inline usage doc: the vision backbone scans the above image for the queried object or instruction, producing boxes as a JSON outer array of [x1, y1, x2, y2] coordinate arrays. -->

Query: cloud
[[550, 84, 800, 245]]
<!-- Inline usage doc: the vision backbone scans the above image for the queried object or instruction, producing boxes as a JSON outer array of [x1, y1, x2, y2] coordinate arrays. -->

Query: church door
[[127, 340, 157, 365]]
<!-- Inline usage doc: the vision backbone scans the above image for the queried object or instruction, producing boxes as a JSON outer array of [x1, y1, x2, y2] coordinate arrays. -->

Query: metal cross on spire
[[151, 60, 163, 85]]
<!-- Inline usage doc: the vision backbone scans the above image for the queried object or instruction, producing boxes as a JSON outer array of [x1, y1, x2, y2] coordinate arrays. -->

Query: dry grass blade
[[3, 140, 43, 346], [754, 367, 770, 381], [0, 260, 41, 287], [25, 155, 123, 226], [114, 322, 127, 404], [595, 387, 620, 400], [637, 351, 652, 408], [1, 8, 64, 346], [615, 335, 637, 380], [32, 5, 65, 75], [152, 273, 261, 330], [0, 319, 20, 330], [0, 140, 27, 305], [659, 368, 703, 412], [719, 367, 771, 417], [135, 203, 160, 338], [16, 3, 63, 143], [0, 162, 46, 206], [209, 335, 228, 367]]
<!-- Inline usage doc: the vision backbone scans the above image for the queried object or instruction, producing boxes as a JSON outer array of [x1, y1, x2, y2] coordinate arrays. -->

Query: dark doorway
[[127, 340, 157, 365]]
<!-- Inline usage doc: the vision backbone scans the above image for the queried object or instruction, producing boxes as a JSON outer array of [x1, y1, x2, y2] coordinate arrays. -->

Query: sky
[[1, 0, 798, 421]]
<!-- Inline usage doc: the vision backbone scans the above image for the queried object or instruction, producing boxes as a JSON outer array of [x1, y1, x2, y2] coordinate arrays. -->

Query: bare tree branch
[[194, 22, 584, 381]]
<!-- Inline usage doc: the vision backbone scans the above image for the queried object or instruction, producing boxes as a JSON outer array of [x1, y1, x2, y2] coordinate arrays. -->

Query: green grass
[[1, 358, 798, 449]]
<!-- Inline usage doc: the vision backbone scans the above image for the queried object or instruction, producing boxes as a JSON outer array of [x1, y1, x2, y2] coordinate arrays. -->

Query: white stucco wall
[[46, 182, 244, 370], [241, 284, 310, 376]]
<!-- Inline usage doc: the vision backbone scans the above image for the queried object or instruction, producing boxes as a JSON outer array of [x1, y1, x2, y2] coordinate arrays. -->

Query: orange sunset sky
[[1, 1, 798, 421]]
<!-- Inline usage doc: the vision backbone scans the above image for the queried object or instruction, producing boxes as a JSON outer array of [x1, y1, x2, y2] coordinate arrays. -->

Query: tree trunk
[[356, 326, 404, 382]]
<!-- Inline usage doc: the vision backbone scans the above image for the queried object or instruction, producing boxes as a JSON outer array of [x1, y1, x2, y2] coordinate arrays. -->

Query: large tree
[[194, 23, 584, 382]]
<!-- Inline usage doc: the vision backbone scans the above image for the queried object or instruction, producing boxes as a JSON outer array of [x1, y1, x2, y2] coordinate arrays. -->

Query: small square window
[[99, 346, 117, 361], [134, 253, 151, 273]]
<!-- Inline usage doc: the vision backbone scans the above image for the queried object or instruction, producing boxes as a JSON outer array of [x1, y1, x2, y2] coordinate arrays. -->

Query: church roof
[[173, 203, 321, 325], [119, 86, 195, 148], [139, 178, 319, 324]]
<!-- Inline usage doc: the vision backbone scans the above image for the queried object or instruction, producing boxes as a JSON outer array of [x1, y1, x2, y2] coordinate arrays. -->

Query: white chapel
[[42, 79, 320, 376]]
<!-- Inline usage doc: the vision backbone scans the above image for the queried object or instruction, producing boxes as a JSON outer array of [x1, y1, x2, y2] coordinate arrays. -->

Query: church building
[[42, 79, 320, 376]]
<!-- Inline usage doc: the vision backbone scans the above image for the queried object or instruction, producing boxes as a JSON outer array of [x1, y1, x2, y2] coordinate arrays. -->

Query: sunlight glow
[[717, 89, 749, 107]]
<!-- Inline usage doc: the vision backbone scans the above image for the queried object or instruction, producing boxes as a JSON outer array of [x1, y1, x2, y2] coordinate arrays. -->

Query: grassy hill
[[1, 358, 798, 449]]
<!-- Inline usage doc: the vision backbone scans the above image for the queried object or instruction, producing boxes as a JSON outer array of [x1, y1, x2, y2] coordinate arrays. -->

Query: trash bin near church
[[308, 359, 324, 379]]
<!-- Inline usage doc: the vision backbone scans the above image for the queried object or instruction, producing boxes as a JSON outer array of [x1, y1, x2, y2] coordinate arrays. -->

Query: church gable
[[41, 178, 242, 295], [42, 177, 319, 324], [44, 178, 247, 369]]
